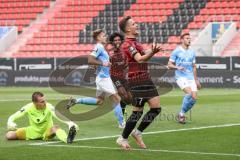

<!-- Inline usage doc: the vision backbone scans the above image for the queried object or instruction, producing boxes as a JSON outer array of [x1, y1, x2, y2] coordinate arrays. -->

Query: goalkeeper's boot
[[67, 126, 76, 143]]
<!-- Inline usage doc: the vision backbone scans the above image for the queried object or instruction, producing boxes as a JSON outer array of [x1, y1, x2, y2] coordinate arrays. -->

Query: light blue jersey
[[170, 46, 196, 80], [90, 43, 110, 78]]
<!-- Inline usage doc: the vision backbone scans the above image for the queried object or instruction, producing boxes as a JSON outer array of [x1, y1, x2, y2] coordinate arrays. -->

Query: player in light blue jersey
[[66, 29, 125, 128], [168, 33, 201, 124]]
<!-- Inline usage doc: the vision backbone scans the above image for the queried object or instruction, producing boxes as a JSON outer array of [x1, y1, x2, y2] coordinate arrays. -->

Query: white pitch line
[[1, 92, 239, 102], [29, 123, 240, 146], [42, 144, 240, 158]]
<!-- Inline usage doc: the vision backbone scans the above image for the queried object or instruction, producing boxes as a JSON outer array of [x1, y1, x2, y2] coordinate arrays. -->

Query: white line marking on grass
[[1, 91, 239, 102], [42, 144, 240, 158], [29, 123, 240, 146]]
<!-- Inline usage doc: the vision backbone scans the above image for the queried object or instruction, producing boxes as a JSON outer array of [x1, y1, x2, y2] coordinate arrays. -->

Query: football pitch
[[0, 87, 239, 160]]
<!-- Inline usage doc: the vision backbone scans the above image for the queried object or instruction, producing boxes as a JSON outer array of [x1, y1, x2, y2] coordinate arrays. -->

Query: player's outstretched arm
[[7, 106, 27, 130]]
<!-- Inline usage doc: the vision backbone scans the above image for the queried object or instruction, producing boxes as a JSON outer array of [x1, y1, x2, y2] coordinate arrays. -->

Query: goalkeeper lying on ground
[[6, 91, 79, 143]]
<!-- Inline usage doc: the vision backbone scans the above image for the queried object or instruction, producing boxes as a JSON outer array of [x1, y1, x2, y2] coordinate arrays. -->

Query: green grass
[[0, 87, 240, 160]]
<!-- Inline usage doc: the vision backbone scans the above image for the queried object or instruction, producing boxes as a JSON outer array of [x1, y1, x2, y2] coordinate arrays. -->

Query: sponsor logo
[[0, 65, 12, 70], [234, 63, 240, 69], [233, 76, 240, 84], [197, 64, 227, 69], [19, 64, 52, 70]]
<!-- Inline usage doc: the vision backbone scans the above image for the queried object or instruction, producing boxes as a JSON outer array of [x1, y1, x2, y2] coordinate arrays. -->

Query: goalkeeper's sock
[[114, 103, 124, 125], [56, 128, 68, 143], [76, 97, 97, 105], [180, 94, 192, 114]]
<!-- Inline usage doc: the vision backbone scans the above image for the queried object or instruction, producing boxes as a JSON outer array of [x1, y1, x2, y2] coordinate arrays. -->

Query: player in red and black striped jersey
[[116, 16, 163, 150], [108, 32, 132, 116]]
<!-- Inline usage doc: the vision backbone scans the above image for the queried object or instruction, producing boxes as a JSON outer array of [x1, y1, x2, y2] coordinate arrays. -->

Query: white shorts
[[176, 77, 197, 92], [96, 77, 117, 97]]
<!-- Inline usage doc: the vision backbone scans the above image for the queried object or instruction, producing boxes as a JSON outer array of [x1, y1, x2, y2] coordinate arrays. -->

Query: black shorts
[[129, 80, 159, 107]]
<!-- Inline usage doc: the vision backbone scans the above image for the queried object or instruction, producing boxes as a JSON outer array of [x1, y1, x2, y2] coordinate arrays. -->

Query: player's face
[[112, 36, 122, 49], [35, 96, 46, 109], [98, 32, 107, 44], [182, 35, 191, 47], [127, 19, 139, 36]]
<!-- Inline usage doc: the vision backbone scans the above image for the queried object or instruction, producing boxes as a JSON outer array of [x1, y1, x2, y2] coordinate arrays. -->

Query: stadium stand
[[78, 0, 137, 44], [187, 0, 240, 56], [222, 31, 240, 56], [0, 0, 51, 32], [0, 27, 10, 38], [188, 0, 240, 29], [0, 0, 239, 57], [14, 0, 112, 57]]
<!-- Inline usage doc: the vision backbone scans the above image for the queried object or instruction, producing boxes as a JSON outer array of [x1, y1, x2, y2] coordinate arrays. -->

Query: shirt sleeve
[[48, 104, 69, 125], [90, 44, 102, 58], [7, 105, 28, 124], [169, 49, 178, 62], [128, 45, 138, 58]]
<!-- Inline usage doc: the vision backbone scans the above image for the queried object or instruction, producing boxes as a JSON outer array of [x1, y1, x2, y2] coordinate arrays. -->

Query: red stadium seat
[[9, 0, 240, 58]]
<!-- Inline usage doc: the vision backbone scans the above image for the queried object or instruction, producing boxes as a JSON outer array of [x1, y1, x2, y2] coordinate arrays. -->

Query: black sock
[[120, 101, 127, 115], [122, 111, 143, 139], [137, 108, 161, 132]]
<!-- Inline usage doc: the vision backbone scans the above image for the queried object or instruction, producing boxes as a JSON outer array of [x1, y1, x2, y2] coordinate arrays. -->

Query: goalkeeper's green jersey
[[8, 102, 67, 134]]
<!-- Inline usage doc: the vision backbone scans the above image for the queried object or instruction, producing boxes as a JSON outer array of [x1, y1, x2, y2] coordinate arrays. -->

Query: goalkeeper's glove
[[7, 121, 17, 131]]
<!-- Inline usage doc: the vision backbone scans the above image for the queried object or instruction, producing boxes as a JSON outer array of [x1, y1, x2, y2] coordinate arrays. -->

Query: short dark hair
[[119, 16, 131, 32], [92, 29, 103, 41], [180, 33, 190, 39], [109, 32, 124, 43], [32, 92, 44, 102]]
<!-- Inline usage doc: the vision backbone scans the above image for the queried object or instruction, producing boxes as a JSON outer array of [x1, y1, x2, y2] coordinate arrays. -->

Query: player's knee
[[148, 96, 160, 107], [110, 94, 121, 103], [133, 106, 143, 112], [96, 99, 103, 105], [51, 125, 60, 133], [115, 94, 121, 102], [5, 132, 12, 140], [191, 93, 197, 100], [6, 131, 17, 140]]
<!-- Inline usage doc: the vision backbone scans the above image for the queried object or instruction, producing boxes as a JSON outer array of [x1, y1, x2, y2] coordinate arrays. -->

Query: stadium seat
[[5, 0, 240, 58], [189, 0, 240, 30], [0, 0, 51, 32]]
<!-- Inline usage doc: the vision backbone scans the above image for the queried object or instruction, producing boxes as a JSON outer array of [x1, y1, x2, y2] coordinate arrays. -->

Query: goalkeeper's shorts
[[16, 127, 55, 140]]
